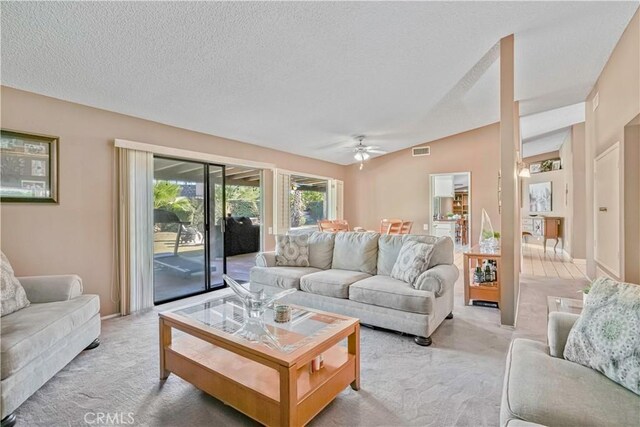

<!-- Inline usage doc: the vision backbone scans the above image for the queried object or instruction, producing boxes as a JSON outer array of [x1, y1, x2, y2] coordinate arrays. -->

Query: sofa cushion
[[308, 232, 335, 270], [1, 252, 30, 317], [390, 241, 435, 285], [300, 269, 371, 299], [1, 295, 99, 379], [377, 234, 405, 276], [377, 235, 453, 275], [349, 276, 434, 314], [249, 266, 321, 290], [403, 235, 453, 269], [275, 234, 310, 267], [332, 232, 379, 275], [563, 277, 640, 395], [501, 338, 639, 427]]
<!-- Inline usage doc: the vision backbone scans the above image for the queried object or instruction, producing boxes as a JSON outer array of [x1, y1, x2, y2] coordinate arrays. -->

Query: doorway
[[152, 158, 263, 304], [429, 172, 471, 251]]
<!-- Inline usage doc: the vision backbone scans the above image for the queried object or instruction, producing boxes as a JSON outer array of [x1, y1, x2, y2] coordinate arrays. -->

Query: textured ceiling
[[1, 2, 637, 164], [520, 102, 585, 157]]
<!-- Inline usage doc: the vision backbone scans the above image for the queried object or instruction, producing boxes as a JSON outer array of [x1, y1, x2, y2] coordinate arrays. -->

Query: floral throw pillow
[[564, 277, 640, 395], [275, 234, 310, 267], [390, 241, 435, 286], [1, 251, 30, 317]]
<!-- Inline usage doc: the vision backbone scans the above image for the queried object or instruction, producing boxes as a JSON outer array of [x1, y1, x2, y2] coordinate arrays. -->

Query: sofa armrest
[[547, 311, 580, 358], [255, 252, 277, 267], [17, 275, 83, 303], [414, 264, 459, 297]]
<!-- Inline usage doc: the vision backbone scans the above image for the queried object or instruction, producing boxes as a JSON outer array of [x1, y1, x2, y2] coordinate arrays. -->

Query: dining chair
[[400, 221, 413, 234], [332, 219, 350, 231], [318, 219, 350, 233], [380, 218, 403, 234], [318, 220, 335, 232]]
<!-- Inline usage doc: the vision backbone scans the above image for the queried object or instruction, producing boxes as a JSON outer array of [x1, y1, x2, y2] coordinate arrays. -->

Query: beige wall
[[343, 123, 500, 246], [521, 124, 586, 259], [623, 120, 640, 284], [522, 170, 567, 218], [570, 123, 587, 259], [0, 87, 346, 315], [585, 9, 640, 280]]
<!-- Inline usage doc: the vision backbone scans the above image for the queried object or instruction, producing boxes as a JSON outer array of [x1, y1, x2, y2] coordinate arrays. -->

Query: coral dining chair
[[400, 221, 413, 234], [318, 219, 350, 233], [380, 218, 403, 234]]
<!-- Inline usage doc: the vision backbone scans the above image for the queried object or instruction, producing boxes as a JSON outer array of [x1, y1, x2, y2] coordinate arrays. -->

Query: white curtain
[[273, 169, 291, 235], [328, 179, 344, 220], [116, 148, 154, 315]]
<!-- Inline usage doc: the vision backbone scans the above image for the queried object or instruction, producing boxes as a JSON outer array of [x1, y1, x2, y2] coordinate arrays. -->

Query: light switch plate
[[423, 224, 429, 231], [268, 227, 273, 234]]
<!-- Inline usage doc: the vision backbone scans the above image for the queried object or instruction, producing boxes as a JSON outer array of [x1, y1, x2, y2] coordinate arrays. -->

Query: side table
[[463, 245, 501, 307]]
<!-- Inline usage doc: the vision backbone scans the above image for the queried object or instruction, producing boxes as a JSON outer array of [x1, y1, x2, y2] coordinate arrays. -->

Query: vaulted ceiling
[[2, 2, 637, 164]]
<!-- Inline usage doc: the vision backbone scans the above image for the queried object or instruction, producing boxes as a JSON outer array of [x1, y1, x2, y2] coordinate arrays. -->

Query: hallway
[[520, 243, 587, 279]]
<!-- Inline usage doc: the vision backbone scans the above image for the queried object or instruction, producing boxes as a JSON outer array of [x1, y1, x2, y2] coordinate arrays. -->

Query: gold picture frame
[[0, 129, 59, 203]]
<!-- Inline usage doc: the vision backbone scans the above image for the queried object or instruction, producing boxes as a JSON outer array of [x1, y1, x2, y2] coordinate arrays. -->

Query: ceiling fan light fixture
[[354, 152, 370, 161]]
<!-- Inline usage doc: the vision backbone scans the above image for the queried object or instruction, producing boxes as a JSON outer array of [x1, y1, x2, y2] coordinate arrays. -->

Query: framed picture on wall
[[0, 129, 59, 203], [529, 163, 541, 174], [529, 181, 552, 212]]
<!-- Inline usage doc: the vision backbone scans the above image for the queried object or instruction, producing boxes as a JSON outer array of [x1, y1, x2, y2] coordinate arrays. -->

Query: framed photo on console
[[0, 129, 59, 203]]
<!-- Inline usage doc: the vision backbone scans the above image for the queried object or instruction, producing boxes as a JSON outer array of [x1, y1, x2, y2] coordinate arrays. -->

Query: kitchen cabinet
[[433, 221, 456, 241], [433, 175, 454, 197]]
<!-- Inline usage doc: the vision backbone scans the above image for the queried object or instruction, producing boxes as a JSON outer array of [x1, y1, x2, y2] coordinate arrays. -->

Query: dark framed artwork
[[1, 129, 59, 203]]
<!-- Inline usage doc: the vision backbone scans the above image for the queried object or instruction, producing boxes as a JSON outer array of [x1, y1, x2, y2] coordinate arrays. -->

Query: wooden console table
[[522, 216, 564, 252], [463, 246, 501, 307]]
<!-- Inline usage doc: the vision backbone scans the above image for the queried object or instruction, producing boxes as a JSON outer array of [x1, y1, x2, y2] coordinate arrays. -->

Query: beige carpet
[[14, 273, 587, 426]]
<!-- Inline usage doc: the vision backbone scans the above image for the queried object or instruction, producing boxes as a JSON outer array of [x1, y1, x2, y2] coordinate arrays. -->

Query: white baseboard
[[100, 313, 120, 320], [572, 258, 587, 265]]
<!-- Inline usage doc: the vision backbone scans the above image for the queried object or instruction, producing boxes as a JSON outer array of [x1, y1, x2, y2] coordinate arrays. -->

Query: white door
[[594, 143, 621, 277]]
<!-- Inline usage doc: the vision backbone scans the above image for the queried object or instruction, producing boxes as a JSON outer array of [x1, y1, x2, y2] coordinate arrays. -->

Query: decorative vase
[[479, 208, 499, 252], [223, 275, 296, 348]]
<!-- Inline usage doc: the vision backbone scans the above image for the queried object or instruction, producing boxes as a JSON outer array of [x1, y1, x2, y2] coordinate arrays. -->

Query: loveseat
[[500, 312, 639, 426], [250, 231, 459, 345], [1, 275, 101, 426]]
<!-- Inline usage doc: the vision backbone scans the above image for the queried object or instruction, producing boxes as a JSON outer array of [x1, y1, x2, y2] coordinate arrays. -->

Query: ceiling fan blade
[[368, 149, 388, 154], [365, 145, 380, 150]]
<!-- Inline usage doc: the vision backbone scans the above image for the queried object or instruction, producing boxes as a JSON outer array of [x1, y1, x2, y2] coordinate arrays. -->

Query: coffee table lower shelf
[[160, 319, 360, 427]]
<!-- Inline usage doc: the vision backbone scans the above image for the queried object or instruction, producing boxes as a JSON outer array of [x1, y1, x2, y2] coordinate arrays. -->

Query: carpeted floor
[[14, 273, 587, 427]]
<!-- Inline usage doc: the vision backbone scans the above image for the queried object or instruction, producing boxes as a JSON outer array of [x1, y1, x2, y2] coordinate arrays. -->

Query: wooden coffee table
[[159, 293, 360, 427]]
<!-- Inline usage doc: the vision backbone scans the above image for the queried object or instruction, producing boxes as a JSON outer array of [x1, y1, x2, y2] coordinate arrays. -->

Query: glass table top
[[173, 291, 349, 354]]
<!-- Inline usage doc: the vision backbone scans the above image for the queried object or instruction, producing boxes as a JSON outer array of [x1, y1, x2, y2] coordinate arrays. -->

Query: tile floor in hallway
[[453, 243, 588, 280]]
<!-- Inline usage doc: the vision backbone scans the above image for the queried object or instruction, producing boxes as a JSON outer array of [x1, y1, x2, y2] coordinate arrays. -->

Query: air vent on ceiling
[[412, 146, 431, 157]]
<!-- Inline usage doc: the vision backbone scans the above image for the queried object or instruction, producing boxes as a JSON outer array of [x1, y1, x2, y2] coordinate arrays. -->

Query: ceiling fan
[[350, 136, 387, 170]]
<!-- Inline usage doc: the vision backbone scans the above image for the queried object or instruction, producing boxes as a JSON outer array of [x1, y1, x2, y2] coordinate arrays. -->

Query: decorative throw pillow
[[1, 251, 30, 317], [564, 277, 640, 395], [275, 234, 310, 267], [390, 241, 435, 286]]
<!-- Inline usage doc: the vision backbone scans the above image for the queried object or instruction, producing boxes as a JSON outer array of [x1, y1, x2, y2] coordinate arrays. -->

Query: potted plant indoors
[[579, 284, 591, 303]]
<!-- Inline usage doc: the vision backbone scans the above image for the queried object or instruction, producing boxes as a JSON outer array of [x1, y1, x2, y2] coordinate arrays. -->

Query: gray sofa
[[501, 312, 639, 427], [1, 275, 101, 426], [250, 232, 459, 345]]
